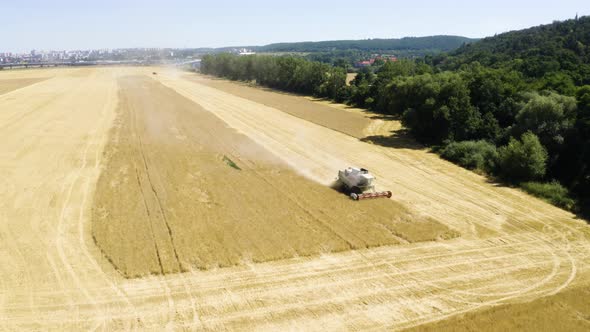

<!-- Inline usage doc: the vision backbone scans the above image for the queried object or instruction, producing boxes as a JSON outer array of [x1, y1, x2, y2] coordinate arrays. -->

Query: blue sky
[[3, 0, 588, 52]]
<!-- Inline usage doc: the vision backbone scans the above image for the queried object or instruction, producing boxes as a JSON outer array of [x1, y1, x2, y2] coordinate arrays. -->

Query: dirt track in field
[[93, 75, 454, 277], [0, 66, 589, 330]]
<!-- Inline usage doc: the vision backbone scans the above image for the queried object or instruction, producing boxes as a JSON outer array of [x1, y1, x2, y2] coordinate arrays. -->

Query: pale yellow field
[[0, 66, 589, 330]]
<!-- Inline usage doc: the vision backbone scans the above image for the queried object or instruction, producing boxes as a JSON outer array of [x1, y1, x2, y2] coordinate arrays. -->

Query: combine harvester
[[337, 167, 392, 200]]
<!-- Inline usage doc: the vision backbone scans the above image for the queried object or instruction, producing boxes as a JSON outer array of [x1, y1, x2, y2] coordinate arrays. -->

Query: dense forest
[[201, 16, 590, 217], [255, 36, 477, 53]]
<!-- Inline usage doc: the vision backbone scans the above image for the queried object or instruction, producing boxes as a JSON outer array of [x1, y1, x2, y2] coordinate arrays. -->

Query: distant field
[[346, 72, 357, 85], [0, 77, 47, 95]]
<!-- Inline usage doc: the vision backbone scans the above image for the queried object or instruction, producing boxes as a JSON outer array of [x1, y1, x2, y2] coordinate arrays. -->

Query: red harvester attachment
[[350, 191, 392, 201]]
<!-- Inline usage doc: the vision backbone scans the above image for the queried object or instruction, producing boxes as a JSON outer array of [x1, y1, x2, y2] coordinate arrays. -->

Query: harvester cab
[[337, 167, 392, 200]]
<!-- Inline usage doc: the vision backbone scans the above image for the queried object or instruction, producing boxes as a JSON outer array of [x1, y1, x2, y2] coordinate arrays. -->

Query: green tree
[[348, 67, 375, 107], [370, 60, 434, 113], [513, 92, 577, 153], [319, 67, 347, 99], [497, 132, 548, 181], [399, 72, 480, 144], [333, 58, 350, 71], [538, 72, 577, 96], [460, 63, 524, 134], [571, 86, 590, 212], [577, 86, 590, 138]]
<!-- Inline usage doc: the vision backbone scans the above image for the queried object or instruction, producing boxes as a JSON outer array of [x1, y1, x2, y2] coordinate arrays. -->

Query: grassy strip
[[520, 181, 576, 211]]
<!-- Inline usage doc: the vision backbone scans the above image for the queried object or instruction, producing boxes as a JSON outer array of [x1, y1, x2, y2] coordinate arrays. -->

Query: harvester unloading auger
[[337, 167, 392, 200]]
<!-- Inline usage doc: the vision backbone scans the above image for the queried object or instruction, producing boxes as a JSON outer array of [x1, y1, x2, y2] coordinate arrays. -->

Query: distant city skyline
[[3, 0, 588, 53]]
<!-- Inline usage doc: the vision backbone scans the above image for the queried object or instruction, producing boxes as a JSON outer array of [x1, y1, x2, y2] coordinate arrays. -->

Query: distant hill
[[253, 35, 478, 53], [441, 16, 590, 83]]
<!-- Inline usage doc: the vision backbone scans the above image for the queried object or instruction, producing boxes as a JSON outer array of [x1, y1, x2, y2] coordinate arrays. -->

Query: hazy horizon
[[3, 0, 588, 53]]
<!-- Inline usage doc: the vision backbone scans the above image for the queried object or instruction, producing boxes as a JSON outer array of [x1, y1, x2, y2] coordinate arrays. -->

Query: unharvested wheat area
[[91, 75, 456, 277]]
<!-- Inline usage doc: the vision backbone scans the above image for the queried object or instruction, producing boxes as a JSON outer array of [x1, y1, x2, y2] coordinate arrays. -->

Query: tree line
[[201, 53, 348, 99], [200, 16, 590, 216]]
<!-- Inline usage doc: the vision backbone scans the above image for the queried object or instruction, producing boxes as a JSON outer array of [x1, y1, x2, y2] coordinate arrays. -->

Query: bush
[[439, 140, 498, 173], [521, 181, 576, 210], [497, 132, 548, 181]]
